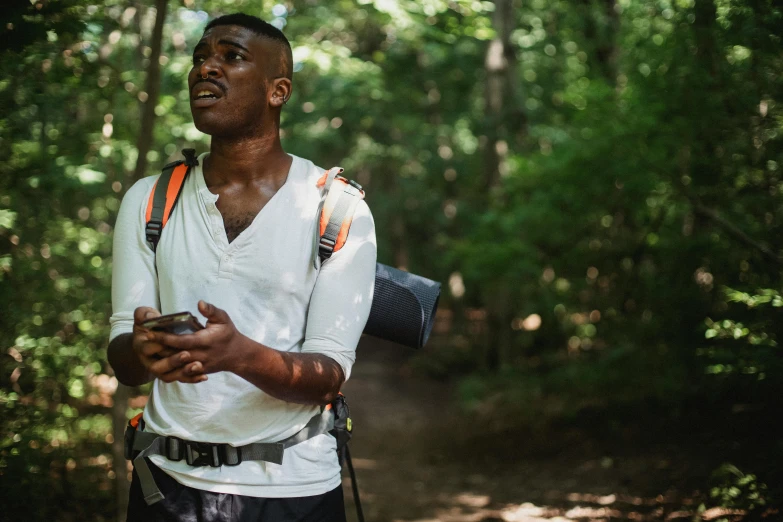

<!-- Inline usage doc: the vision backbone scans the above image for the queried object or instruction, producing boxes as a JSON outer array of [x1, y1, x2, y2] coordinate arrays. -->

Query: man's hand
[[133, 307, 208, 384], [148, 301, 344, 405], [148, 301, 244, 376]]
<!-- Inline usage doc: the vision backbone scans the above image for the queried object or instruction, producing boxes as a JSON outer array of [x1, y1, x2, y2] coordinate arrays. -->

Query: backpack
[[143, 149, 364, 268], [146, 150, 442, 350], [129, 149, 363, 519]]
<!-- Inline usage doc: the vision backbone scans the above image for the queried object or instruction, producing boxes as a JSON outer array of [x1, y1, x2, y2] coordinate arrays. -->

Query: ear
[[269, 77, 292, 108]]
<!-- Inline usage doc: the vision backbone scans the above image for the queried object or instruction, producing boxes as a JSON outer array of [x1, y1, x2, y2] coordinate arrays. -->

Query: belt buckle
[[219, 445, 242, 466], [165, 437, 183, 461], [185, 442, 221, 467]]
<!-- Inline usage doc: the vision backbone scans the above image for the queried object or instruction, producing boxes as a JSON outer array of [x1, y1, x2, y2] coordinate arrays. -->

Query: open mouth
[[191, 81, 224, 105], [194, 90, 218, 100]]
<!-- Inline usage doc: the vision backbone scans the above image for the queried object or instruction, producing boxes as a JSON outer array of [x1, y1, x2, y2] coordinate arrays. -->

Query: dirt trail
[[340, 339, 726, 522]]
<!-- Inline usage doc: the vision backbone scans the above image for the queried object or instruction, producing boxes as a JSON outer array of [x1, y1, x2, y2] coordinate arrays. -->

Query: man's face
[[188, 25, 284, 137]]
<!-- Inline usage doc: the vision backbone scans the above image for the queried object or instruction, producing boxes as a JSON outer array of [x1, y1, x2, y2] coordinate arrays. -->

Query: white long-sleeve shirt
[[109, 152, 376, 497]]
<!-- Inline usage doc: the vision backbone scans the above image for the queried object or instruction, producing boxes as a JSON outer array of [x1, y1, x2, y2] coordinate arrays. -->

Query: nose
[[198, 55, 222, 79]]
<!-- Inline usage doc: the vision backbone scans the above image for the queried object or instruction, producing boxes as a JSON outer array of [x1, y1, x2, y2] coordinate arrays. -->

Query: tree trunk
[[132, 0, 168, 182], [483, 0, 519, 191], [598, 0, 619, 82], [482, 0, 520, 370], [579, 0, 620, 83], [114, 2, 168, 519], [484, 284, 512, 370], [392, 214, 409, 270], [113, 384, 130, 522]]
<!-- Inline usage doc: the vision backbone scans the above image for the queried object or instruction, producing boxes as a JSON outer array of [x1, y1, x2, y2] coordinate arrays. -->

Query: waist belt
[[125, 407, 335, 505]]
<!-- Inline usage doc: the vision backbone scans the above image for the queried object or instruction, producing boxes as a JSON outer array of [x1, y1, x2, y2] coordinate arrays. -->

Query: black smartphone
[[141, 312, 205, 335]]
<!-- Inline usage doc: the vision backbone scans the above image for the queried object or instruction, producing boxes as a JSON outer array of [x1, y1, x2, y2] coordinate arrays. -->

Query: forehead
[[196, 25, 270, 52]]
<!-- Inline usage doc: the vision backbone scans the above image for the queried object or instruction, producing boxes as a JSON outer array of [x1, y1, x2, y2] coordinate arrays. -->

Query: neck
[[204, 122, 291, 186]]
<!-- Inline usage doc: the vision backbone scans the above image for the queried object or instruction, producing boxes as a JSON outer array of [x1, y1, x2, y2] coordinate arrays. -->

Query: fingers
[[134, 306, 161, 325], [158, 357, 208, 384], [133, 331, 167, 362], [147, 350, 192, 378], [136, 337, 165, 357], [147, 352, 207, 383], [130, 307, 209, 384], [167, 362, 209, 384], [132, 308, 162, 354], [149, 331, 195, 350], [157, 348, 177, 359], [199, 300, 229, 324]]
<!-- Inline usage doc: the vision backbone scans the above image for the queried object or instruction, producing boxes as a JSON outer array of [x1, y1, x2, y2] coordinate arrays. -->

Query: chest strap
[[127, 407, 334, 505]]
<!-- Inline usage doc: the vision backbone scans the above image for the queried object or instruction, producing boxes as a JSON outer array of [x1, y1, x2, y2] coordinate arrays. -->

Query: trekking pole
[[344, 445, 365, 522]]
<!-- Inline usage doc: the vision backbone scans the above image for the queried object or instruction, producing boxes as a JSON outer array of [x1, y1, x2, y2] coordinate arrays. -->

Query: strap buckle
[[220, 445, 242, 466], [182, 148, 199, 167], [318, 237, 336, 259], [165, 437, 184, 461], [145, 220, 162, 245], [185, 442, 221, 467]]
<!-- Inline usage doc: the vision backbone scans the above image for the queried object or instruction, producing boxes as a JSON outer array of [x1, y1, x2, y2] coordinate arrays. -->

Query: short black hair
[[204, 13, 293, 79], [205, 13, 290, 48]]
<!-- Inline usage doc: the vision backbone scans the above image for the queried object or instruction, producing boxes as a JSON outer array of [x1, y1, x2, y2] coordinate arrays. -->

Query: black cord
[[344, 445, 365, 522]]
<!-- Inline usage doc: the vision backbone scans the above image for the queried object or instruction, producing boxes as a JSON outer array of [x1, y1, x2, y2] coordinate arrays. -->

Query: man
[[108, 13, 376, 522]]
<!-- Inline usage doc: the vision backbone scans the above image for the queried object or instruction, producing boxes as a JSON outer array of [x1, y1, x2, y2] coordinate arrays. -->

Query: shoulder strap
[[313, 167, 365, 269], [144, 149, 198, 252]]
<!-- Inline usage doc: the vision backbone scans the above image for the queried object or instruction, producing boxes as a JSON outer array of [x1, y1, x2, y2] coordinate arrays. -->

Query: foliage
[[1, 0, 782, 519], [704, 463, 768, 515]]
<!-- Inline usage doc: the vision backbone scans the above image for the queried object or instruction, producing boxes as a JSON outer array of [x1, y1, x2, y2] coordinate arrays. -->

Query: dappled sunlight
[[369, 490, 748, 522], [348, 457, 378, 470], [454, 493, 491, 508], [341, 342, 779, 522], [275, 325, 291, 343], [4, 0, 783, 518]]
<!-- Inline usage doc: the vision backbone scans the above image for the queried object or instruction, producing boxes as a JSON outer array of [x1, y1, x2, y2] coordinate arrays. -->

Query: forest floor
[[341, 338, 777, 522]]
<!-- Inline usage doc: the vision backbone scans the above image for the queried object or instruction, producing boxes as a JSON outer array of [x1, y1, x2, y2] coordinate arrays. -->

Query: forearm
[[107, 333, 152, 386], [232, 334, 345, 405]]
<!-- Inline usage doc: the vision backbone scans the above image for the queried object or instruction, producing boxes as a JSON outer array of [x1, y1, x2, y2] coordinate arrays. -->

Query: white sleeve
[[301, 200, 377, 381], [109, 178, 160, 341]]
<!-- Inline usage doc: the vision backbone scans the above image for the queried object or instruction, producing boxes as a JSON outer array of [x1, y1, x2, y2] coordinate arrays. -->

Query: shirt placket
[[202, 190, 234, 279]]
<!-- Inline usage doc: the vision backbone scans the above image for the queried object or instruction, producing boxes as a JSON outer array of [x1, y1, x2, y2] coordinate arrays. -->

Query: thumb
[[198, 300, 229, 324], [134, 306, 161, 325]]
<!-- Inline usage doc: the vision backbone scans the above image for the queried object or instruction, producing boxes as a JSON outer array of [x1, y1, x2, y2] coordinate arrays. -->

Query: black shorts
[[127, 460, 347, 522]]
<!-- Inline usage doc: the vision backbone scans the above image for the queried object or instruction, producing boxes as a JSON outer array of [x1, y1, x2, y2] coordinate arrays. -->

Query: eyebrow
[[219, 39, 250, 52], [193, 39, 250, 54]]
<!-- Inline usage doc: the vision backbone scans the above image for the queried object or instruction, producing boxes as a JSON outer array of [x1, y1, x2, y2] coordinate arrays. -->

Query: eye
[[226, 51, 244, 61], [192, 54, 205, 65]]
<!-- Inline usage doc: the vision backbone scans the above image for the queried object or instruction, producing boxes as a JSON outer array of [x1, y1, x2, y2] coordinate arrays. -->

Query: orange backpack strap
[[144, 149, 198, 252], [129, 412, 143, 429], [313, 167, 365, 269]]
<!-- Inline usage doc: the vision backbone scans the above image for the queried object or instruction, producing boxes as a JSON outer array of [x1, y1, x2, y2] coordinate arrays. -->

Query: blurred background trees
[[1, 0, 781, 520]]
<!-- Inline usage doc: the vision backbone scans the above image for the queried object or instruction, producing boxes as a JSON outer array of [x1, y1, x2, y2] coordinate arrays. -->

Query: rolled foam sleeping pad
[[362, 263, 441, 349]]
